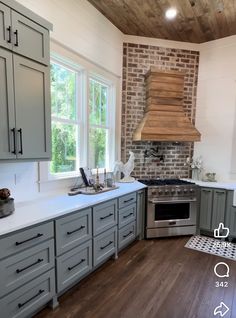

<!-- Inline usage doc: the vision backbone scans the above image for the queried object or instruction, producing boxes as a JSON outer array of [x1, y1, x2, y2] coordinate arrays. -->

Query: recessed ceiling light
[[165, 8, 177, 19]]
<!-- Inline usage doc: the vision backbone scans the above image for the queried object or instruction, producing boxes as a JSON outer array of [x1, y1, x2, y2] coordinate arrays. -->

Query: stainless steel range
[[138, 179, 197, 238]]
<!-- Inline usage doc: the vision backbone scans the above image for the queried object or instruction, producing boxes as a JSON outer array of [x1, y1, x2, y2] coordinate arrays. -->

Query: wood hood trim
[[133, 68, 201, 142]]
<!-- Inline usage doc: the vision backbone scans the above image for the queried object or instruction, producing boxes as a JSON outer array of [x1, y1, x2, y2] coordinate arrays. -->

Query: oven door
[[147, 199, 197, 228]]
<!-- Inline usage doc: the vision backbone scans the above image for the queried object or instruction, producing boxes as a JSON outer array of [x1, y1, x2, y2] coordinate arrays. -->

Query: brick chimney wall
[[121, 42, 200, 179]]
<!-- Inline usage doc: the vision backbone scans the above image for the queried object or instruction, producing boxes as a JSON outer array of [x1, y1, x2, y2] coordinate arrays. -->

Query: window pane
[[51, 63, 76, 120], [89, 79, 107, 126], [89, 127, 107, 168], [50, 122, 77, 173]]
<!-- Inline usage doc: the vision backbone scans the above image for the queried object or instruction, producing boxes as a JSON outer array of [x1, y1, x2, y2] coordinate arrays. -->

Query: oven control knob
[[177, 189, 181, 194], [165, 190, 169, 194], [158, 190, 163, 195], [171, 189, 175, 194], [190, 189, 194, 193], [183, 189, 188, 193]]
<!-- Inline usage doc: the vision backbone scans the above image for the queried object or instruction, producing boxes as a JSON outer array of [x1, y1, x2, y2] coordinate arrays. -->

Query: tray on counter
[[68, 186, 119, 196]]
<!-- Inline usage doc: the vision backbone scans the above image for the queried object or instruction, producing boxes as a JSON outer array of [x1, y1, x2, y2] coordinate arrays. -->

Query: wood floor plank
[[35, 237, 236, 318]]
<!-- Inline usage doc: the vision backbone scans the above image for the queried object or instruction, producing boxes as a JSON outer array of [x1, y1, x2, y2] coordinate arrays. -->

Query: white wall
[[0, 0, 123, 202], [194, 36, 236, 181]]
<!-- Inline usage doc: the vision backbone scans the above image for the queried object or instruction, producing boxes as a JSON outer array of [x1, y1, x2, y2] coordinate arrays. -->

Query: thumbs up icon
[[214, 223, 230, 239]]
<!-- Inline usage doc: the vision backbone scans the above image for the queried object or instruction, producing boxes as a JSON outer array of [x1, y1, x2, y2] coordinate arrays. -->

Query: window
[[45, 54, 117, 180], [50, 61, 80, 175], [89, 78, 109, 169]]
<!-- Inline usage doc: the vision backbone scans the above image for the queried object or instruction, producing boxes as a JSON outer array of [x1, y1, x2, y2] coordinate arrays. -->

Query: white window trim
[[39, 49, 118, 183]]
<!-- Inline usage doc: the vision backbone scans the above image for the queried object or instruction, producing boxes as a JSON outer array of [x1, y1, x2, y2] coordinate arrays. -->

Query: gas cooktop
[[138, 179, 195, 186]]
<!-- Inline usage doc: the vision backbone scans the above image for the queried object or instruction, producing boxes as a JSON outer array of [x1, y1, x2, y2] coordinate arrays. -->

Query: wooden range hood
[[133, 68, 201, 142]]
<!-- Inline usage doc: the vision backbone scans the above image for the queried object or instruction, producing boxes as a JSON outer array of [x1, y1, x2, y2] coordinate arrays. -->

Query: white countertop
[[183, 179, 236, 190], [0, 181, 146, 237]]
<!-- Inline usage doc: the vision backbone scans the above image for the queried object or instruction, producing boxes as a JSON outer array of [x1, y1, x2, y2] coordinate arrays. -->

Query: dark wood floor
[[36, 237, 236, 318]]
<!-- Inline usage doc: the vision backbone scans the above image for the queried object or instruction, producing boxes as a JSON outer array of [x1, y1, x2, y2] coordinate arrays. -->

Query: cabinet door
[[0, 3, 12, 50], [0, 48, 16, 159], [199, 188, 213, 230], [137, 190, 145, 239], [14, 55, 51, 159], [225, 191, 236, 238], [211, 189, 226, 230], [11, 11, 49, 65]]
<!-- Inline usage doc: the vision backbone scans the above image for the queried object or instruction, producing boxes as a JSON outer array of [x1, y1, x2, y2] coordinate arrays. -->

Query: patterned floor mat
[[185, 235, 236, 261]]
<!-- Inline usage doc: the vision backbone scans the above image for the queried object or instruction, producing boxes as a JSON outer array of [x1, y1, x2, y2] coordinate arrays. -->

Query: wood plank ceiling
[[87, 0, 236, 43]]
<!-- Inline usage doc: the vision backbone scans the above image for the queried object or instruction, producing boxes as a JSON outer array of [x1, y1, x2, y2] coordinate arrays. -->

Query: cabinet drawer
[[0, 222, 54, 259], [56, 240, 92, 293], [118, 192, 136, 209], [119, 203, 136, 229], [0, 239, 54, 298], [55, 208, 92, 256], [93, 200, 117, 236], [0, 269, 55, 318], [93, 226, 117, 267], [118, 221, 136, 250]]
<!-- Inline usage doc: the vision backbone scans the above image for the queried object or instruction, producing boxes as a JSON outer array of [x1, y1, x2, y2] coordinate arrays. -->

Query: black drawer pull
[[100, 213, 113, 220], [14, 29, 19, 46], [16, 258, 43, 274], [7, 26, 11, 43], [100, 240, 113, 250], [123, 231, 133, 238], [123, 212, 134, 219], [11, 128, 16, 154], [18, 289, 44, 308], [18, 128, 23, 154], [15, 233, 43, 246], [123, 198, 134, 203], [68, 259, 85, 271], [67, 225, 85, 235]]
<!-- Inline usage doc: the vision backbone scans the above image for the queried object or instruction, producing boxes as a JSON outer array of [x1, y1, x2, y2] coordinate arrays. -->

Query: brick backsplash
[[121, 42, 200, 179]]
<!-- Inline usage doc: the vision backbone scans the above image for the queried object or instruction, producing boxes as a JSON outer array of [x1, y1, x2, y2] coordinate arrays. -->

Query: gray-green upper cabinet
[[11, 11, 49, 65], [0, 3, 11, 50], [0, 48, 16, 159], [0, 3, 49, 65], [14, 56, 51, 159]]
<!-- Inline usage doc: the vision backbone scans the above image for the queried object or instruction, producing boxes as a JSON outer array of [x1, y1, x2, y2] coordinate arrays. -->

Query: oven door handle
[[149, 199, 196, 204]]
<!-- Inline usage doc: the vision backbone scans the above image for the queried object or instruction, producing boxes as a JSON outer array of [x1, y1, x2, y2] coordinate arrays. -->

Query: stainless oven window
[[155, 202, 190, 221]]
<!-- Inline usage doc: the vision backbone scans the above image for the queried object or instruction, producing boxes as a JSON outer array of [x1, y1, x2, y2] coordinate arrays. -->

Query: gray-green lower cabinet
[[56, 240, 92, 293], [0, 269, 55, 318], [225, 191, 236, 238], [136, 189, 146, 239], [93, 226, 117, 267], [118, 221, 136, 250], [199, 187, 226, 233]]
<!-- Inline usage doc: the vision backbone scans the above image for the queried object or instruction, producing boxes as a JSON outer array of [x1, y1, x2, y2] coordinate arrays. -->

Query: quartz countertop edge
[[182, 178, 236, 190], [0, 181, 146, 237]]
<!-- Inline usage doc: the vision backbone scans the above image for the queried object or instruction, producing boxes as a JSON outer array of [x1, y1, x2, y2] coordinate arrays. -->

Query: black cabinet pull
[[100, 213, 113, 220], [18, 128, 23, 154], [11, 128, 16, 154], [123, 212, 133, 219], [15, 233, 43, 246], [100, 240, 113, 250], [123, 231, 133, 238], [7, 26, 11, 43], [124, 198, 134, 203], [14, 29, 19, 46], [18, 289, 44, 308], [68, 259, 85, 271], [16, 258, 43, 274], [67, 225, 85, 235]]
